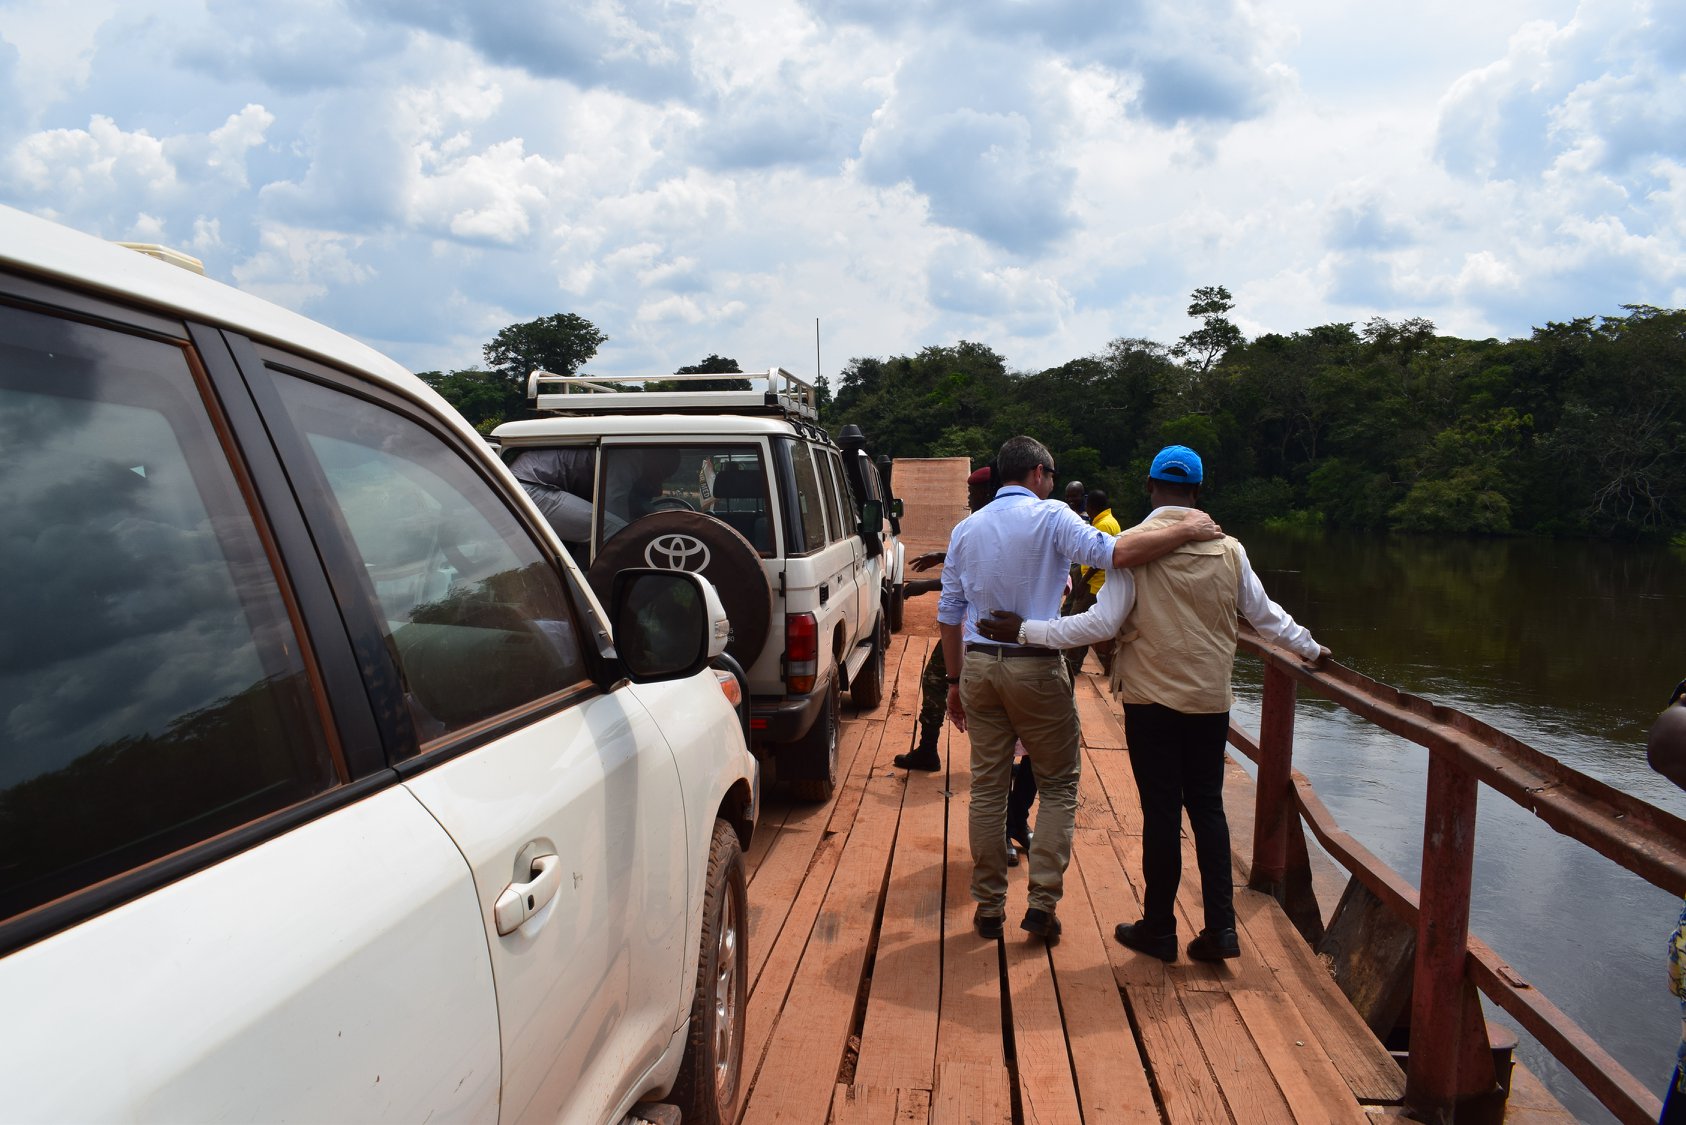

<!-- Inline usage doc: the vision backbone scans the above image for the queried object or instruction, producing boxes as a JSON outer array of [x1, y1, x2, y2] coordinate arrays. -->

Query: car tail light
[[713, 668, 743, 708], [786, 612, 817, 694]]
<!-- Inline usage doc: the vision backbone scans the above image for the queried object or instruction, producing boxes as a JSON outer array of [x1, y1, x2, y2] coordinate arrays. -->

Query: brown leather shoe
[[973, 907, 1004, 939]]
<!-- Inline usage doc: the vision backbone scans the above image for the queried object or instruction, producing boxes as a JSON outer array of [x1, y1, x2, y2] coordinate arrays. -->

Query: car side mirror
[[858, 499, 884, 557], [610, 569, 731, 682]]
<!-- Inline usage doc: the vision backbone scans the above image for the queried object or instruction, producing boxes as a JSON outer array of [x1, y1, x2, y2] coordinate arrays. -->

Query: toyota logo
[[645, 533, 711, 572]]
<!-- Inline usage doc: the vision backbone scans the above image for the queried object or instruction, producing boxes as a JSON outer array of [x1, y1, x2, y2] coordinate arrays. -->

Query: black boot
[[894, 722, 942, 771]]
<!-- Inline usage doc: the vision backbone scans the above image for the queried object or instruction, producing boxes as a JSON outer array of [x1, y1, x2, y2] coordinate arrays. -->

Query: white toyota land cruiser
[[0, 205, 758, 1125], [495, 371, 904, 800]]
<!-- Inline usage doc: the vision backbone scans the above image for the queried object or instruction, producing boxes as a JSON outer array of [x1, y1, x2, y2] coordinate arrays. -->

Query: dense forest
[[422, 289, 1685, 542], [826, 289, 1685, 542]]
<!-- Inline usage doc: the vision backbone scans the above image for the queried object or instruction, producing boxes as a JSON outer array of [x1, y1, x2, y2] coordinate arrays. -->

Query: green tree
[[1171, 285, 1245, 415], [648, 354, 751, 393]]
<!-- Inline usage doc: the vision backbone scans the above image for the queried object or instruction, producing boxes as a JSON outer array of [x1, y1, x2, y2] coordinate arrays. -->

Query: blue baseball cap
[[1149, 445, 1203, 484]]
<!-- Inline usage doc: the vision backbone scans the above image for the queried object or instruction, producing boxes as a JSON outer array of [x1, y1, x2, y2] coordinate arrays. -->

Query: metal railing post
[[1406, 751, 1494, 1123]]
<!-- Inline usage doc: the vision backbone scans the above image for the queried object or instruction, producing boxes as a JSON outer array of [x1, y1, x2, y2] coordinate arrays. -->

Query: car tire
[[850, 615, 886, 711], [782, 678, 839, 802], [888, 583, 904, 633], [671, 818, 748, 1125]]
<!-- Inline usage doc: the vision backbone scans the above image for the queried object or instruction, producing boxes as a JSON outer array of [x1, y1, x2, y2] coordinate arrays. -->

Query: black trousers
[[1122, 703, 1235, 934]]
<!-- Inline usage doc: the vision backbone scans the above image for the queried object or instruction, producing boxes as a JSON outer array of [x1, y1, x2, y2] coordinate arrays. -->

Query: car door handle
[[494, 853, 562, 935]]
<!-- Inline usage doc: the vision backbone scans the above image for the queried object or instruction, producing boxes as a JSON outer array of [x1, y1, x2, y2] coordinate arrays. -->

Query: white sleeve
[[1234, 542, 1321, 660], [1023, 569, 1134, 649]]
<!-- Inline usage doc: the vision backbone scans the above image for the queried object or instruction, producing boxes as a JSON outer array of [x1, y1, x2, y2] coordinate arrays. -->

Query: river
[[1223, 527, 1686, 1124]]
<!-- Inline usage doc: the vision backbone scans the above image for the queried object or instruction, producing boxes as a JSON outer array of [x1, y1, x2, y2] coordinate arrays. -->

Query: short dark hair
[[1151, 478, 1200, 502], [997, 436, 1052, 485], [1085, 488, 1109, 513]]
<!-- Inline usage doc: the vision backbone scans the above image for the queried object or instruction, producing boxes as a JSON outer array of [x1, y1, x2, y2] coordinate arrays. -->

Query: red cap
[[967, 466, 994, 486]]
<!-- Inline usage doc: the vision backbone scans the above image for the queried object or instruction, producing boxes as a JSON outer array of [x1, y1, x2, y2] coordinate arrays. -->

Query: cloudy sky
[[2, 0, 1682, 381]]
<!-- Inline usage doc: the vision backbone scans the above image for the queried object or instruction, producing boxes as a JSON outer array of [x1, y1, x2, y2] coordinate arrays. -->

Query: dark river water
[[1223, 527, 1685, 1123]]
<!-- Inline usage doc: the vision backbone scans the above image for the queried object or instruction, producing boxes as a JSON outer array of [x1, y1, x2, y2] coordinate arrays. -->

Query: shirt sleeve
[[1051, 502, 1116, 570], [936, 523, 968, 626], [1023, 568, 1134, 648], [1234, 542, 1321, 660]]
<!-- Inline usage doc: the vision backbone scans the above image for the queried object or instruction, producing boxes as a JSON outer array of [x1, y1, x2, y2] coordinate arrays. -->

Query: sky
[[2, 0, 1683, 382]]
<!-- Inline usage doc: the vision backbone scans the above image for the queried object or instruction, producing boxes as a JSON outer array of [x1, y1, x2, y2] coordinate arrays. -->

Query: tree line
[[422, 289, 1685, 541]]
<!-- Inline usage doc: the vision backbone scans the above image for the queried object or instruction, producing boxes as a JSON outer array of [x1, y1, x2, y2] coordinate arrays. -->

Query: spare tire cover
[[589, 510, 773, 667]]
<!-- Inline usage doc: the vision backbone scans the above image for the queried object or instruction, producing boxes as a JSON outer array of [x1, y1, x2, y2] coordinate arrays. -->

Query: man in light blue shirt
[[936, 436, 1220, 943]]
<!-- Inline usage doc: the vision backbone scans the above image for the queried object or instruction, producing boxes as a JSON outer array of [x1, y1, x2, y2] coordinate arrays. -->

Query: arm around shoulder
[[1110, 508, 1222, 568]]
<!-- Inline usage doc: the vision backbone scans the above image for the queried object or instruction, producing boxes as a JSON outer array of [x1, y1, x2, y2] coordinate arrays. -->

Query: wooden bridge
[[737, 623, 1586, 1124], [730, 459, 1587, 1124]]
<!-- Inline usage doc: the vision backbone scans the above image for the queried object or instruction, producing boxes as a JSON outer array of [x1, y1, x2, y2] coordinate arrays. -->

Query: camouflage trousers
[[920, 641, 948, 729]]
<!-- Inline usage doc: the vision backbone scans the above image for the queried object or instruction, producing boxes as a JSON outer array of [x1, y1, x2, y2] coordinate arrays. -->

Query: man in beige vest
[[978, 445, 1328, 962]]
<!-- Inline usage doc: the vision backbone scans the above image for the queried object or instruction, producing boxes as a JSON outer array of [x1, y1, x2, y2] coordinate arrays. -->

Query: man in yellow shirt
[[1061, 490, 1121, 679]]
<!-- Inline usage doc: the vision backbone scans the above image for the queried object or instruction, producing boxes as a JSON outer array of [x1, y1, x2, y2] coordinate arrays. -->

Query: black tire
[[671, 819, 748, 1125], [850, 615, 886, 711], [888, 583, 904, 633], [782, 678, 839, 802]]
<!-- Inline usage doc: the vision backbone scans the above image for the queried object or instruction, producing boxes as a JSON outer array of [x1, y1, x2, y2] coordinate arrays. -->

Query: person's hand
[[946, 683, 968, 732], [903, 578, 941, 597], [977, 609, 1023, 643], [1179, 508, 1223, 541], [910, 551, 945, 572], [1303, 644, 1331, 670]]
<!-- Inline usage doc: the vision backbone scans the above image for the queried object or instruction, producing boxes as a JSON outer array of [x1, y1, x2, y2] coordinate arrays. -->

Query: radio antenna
[[815, 317, 821, 387]]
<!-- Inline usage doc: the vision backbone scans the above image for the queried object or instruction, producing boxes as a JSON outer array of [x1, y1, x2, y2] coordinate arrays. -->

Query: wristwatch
[[945, 676, 960, 685]]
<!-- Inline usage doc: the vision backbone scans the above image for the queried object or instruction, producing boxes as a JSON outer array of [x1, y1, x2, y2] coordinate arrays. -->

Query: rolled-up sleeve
[[1235, 543, 1321, 660], [936, 524, 968, 626], [1052, 504, 1116, 570]]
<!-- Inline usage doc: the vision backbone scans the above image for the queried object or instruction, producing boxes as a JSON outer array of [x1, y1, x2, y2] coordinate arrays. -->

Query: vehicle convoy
[[0, 205, 758, 1125], [495, 370, 904, 800]]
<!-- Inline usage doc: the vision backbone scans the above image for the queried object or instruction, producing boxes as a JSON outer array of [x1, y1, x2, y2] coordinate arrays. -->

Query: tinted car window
[[787, 443, 829, 554], [269, 373, 587, 745], [813, 449, 843, 544], [0, 307, 337, 921]]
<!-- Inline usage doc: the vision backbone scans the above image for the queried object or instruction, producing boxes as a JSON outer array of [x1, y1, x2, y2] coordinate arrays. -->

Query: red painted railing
[[1231, 628, 1686, 1125]]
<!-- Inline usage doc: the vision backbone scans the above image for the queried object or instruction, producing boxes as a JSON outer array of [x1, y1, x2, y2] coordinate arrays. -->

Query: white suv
[[496, 371, 902, 800], [0, 205, 758, 1125]]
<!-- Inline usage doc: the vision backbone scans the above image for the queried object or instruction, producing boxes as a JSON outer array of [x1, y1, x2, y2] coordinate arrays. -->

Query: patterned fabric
[[1672, 897, 1686, 1091], [1670, 679, 1686, 1095], [919, 641, 948, 729]]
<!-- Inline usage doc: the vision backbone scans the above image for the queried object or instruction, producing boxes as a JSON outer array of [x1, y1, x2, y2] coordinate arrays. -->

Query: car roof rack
[[527, 367, 818, 421]]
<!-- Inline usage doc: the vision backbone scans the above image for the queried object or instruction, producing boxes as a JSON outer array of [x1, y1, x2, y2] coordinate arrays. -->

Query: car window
[[0, 307, 337, 922], [828, 451, 858, 531], [814, 448, 845, 544], [268, 373, 588, 747], [786, 442, 829, 554], [598, 443, 773, 554]]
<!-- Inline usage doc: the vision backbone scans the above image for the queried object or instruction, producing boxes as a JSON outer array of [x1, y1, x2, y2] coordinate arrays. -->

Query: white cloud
[[0, 0, 1680, 388]]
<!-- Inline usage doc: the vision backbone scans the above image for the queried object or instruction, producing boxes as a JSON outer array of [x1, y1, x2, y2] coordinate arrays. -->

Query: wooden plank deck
[[738, 630, 1409, 1124]]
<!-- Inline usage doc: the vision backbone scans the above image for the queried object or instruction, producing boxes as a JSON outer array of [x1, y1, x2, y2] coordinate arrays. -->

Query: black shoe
[[1006, 823, 1032, 851], [1114, 920, 1177, 961], [973, 907, 1004, 939], [1187, 927, 1241, 962], [1005, 839, 1019, 867], [894, 744, 941, 771], [1021, 908, 1061, 945]]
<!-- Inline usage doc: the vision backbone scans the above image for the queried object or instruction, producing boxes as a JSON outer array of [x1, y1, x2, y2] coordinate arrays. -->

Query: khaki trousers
[[960, 649, 1081, 915]]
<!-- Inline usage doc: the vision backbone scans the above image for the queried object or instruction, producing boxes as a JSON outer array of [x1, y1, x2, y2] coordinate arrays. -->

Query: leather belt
[[966, 643, 1056, 659]]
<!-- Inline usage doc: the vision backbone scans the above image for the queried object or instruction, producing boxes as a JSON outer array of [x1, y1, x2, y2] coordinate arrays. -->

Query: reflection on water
[[1227, 527, 1686, 1124]]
